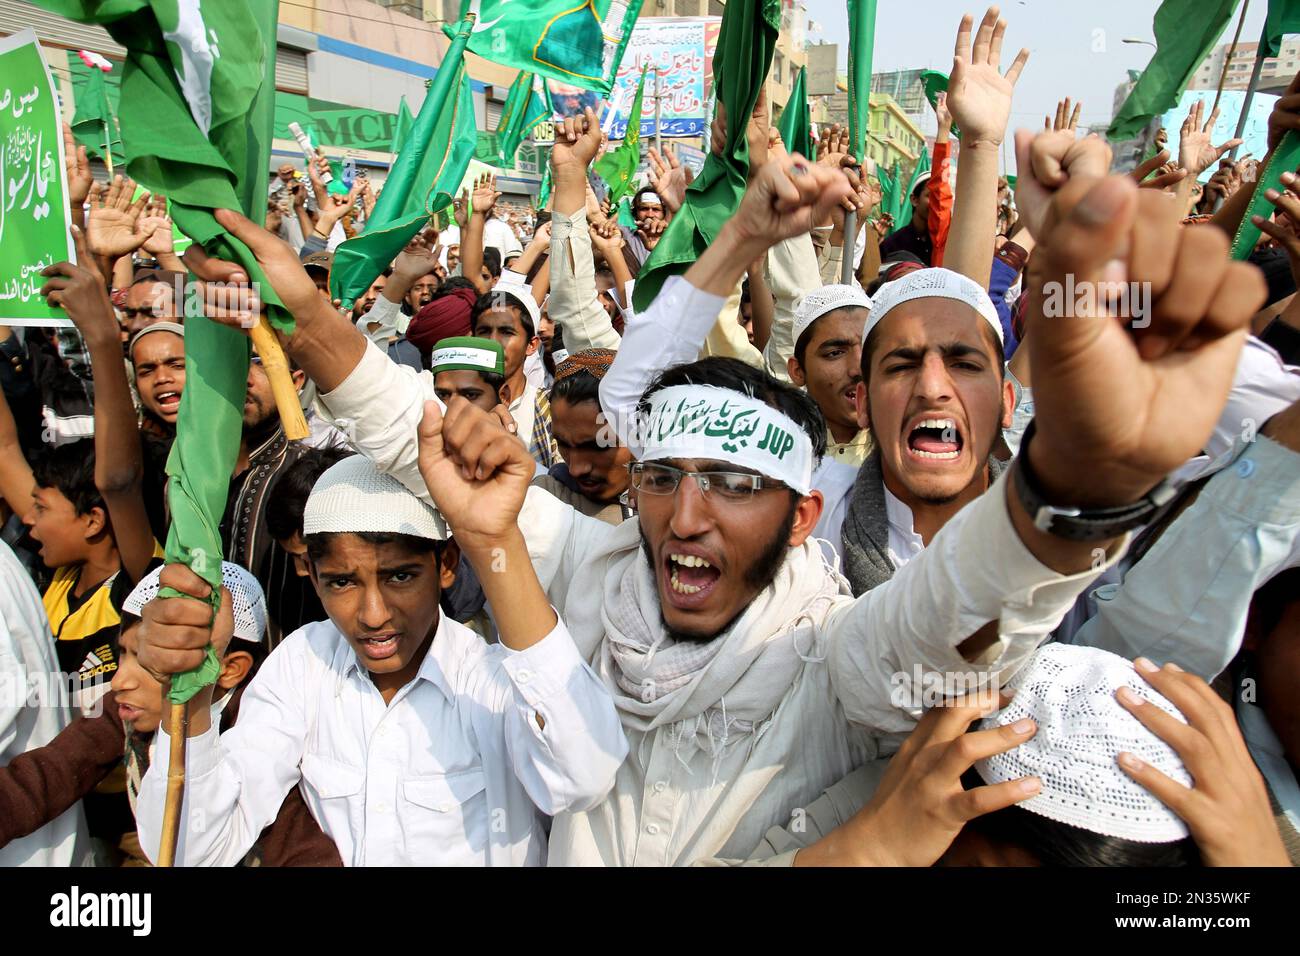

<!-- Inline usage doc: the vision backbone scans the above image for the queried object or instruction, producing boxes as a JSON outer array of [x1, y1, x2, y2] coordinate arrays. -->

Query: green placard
[[0, 30, 75, 327]]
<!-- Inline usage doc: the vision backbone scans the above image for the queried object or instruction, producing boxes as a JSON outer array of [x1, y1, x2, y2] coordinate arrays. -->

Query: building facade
[[1189, 38, 1300, 96]]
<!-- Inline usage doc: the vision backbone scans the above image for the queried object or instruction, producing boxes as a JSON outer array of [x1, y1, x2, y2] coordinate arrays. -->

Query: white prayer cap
[[304, 455, 448, 541], [490, 272, 542, 333], [123, 561, 268, 645], [910, 170, 932, 192], [792, 284, 873, 352], [976, 643, 1192, 844], [864, 267, 1003, 344]]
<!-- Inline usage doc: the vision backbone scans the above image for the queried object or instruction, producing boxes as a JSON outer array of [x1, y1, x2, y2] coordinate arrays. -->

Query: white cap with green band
[[638, 385, 815, 494]]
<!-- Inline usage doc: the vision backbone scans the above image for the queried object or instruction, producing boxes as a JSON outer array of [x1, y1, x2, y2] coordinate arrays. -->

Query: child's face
[[25, 485, 95, 569], [111, 621, 164, 733]]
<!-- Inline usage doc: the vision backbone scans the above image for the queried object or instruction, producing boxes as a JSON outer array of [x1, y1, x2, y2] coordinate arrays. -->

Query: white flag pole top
[[638, 385, 816, 495]]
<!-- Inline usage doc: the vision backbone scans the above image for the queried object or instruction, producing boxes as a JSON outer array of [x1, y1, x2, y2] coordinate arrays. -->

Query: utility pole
[[654, 67, 663, 154]]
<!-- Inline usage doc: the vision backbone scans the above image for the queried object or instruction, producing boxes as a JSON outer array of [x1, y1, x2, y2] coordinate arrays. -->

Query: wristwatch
[[1011, 420, 1180, 541]]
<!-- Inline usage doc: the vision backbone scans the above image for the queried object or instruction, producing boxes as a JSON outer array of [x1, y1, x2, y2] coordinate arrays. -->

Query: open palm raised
[[947, 7, 1029, 147]]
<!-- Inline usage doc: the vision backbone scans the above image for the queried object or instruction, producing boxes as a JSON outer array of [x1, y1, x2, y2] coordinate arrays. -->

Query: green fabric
[[330, 21, 477, 309], [846, 0, 878, 161], [632, 0, 780, 312], [390, 96, 414, 156], [898, 145, 930, 228], [1232, 131, 1300, 258], [777, 65, 814, 159], [495, 72, 551, 168], [919, 69, 958, 138], [36, 0, 283, 704], [617, 195, 636, 228], [1108, 0, 1242, 142], [538, 162, 553, 209], [70, 61, 123, 167], [594, 67, 648, 204], [1263, 0, 1300, 57], [447, 0, 646, 94], [430, 335, 505, 375], [877, 161, 897, 224]]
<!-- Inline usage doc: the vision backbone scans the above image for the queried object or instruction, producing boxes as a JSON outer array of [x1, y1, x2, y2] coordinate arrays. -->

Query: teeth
[[670, 553, 711, 569], [915, 418, 955, 431], [911, 448, 960, 460], [669, 568, 701, 594]]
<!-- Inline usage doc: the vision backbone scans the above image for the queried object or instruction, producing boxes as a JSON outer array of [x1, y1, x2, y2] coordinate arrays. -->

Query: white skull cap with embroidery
[[792, 284, 873, 351], [304, 454, 448, 541], [864, 266, 1003, 344], [122, 561, 268, 644], [975, 643, 1192, 843]]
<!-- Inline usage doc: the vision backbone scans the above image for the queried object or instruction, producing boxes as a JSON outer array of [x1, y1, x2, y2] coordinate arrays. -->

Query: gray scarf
[[841, 450, 1007, 596]]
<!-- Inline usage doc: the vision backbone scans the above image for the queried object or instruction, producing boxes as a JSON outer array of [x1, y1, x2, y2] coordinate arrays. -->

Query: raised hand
[[1250, 168, 1300, 286], [647, 143, 690, 212], [634, 216, 667, 251], [140, 194, 175, 258], [85, 176, 158, 259], [947, 7, 1029, 147], [728, 154, 854, 248], [1178, 99, 1243, 178], [935, 91, 954, 139], [1025, 175, 1266, 508], [62, 122, 93, 211], [1116, 659, 1291, 866], [392, 229, 439, 282], [589, 218, 625, 260], [1046, 96, 1081, 133], [452, 189, 469, 229], [1130, 149, 1188, 191], [552, 107, 603, 176], [135, 564, 234, 686], [470, 173, 501, 218], [1012, 126, 1112, 239], [39, 225, 117, 338]]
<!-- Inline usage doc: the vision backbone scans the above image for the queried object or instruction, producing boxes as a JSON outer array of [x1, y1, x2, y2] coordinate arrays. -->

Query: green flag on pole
[[898, 145, 930, 228], [594, 67, 648, 204], [448, 0, 645, 94], [632, 0, 780, 312], [846, 0, 878, 162], [919, 68, 959, 137], [495, 72, 551, 168], [1263, 0, 1300, 57], [34, 0, 283, 703], [331, 20, 478, 308], [390, 95, 414, 156], [1108, 0, 1243, 142], [538, 161, 553, 209], [778, 65, 814, 159], [70, 57, 123, 168]]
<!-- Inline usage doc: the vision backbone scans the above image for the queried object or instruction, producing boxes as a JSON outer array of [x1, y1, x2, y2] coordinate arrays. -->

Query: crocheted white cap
[[122, 561, 268, 644], [792, 284, 873, 353], [303, 454, 447, 541], [490, 272, 542, 333], [864, 266, 1003, 344], [975, 643, 1192, 843]]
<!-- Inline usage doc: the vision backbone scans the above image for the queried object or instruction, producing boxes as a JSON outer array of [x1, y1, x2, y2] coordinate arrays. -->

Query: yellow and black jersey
[[42, 565, 131, 692]]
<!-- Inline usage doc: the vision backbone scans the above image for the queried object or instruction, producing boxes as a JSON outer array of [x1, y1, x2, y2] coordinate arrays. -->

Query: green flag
[[919, 68, 958, 137], [1264, 0, 1300, 57], [846, 0, 878, 162], [594, 67, 648, 204], [898, 145, 930, 228], [70, 59, 123, 168], [447, 0, 645, 94], [777, 65, 814, 159], [538, 160, 553, 209], [877, 161, 897, 225], [35, 0, 282, 703], [632, 0, 780, 312], [331, 21, 477, 308], [390, 95, 414, 156], [495, 72, 551, 168], [1108, 0, 1243, 142]]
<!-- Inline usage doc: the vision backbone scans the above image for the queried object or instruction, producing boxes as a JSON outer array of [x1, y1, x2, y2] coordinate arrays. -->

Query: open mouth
[[155, 391, 181, 413], [117, 701, 145, 723], [356, 632, 402, 661], [906, 417, 964, 461], [662, 550, 722, 607]]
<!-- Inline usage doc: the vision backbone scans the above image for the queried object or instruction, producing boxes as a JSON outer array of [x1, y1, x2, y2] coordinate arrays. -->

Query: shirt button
[[653, 781, 666, 793], [516, 669, 533, 684], [1236, 457, 1256, 479], [438, 802, 452, 813], [374, 802, 388, 813], [645, 823, 659, 835]]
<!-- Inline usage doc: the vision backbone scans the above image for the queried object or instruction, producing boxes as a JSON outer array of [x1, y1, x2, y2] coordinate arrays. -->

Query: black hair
[[303, 530, 444, 563], [472, 291, 535, 340], [551, 367, 602, 406], [638, 357, 828, 464], [265, 447, 355, 543], [433, 363, 507, 396], [434, 275, 477, 298], [910, 176, 928, 200], [957, 769, 1200, 866], [482, 247, 502, 279], [633, 186, 661, 210], [859, 311, 1006, 386], [31, 439, 105, 518]]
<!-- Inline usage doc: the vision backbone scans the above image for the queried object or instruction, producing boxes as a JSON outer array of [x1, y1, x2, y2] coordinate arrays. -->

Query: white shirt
[[883, 485, 926, 569], [135, 612, 626, 866], [0, 541, 87, 867], [483, 216, 523, 262]]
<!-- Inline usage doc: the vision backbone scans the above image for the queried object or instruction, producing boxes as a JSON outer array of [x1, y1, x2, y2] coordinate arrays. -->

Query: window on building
[[774, 51, 784, 85]]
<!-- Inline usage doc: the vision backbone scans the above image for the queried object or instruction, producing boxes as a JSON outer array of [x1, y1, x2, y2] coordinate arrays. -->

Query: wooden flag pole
[[156, 694, 189, 867], [249, 318, 309, 440], [1211, 0, 1251, 116]]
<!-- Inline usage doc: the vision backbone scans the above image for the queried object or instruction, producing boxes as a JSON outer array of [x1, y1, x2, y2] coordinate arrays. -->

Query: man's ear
[[854, 380, 872, 432], [787, 356, 806, 388], [525, 335, 539, 357], [217, 650, 255, 690], [292, 369, 307, 391], [439, 539, 460, 591], [498, 382, 512, 405], [787, 491, 825, 548], [83, 504, 108, 540], [1001, 376, 1015, 431]]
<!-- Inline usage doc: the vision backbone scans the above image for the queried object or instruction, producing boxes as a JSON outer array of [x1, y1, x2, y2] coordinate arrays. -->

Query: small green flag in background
[[1108, 0, 1243, 142], [495, 72, 551, 168], [449, 0, 645, 94], [330, 20, 478, 308], [35, 0, 283, 703], [919, 69, 959, 137], [632, 0, 780, 312], [538, 161, 553, 209], [390, 95, 415, 156], [846, 0, 878, 163], [898, 145, 930, 228], [777, 65, 814, 159], [70, 55, 123, 168], [594, 67, 648, 205], [1263, 0, 1300, 57]]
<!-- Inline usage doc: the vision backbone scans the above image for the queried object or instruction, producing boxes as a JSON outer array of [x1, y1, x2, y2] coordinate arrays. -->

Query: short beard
[[638, 500, 798, 644]]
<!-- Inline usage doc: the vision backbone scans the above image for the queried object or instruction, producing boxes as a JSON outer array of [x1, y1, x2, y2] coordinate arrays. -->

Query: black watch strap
[[1012, 420, 1180, 541]]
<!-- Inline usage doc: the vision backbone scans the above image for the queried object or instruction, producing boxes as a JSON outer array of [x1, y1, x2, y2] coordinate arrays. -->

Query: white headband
[[865, 267, 1003, 344], [639, 191, 662, 206], [639, 385, 814, 494], [429, 345, 500, 373]]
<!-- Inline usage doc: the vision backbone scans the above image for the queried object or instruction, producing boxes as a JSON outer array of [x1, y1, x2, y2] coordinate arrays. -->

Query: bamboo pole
[[156, 696, 188, 867], [249, 318, 309, 440]]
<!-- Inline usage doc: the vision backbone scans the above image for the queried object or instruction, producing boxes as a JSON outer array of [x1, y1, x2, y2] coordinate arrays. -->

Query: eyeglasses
[[627, 462, 783, 503]]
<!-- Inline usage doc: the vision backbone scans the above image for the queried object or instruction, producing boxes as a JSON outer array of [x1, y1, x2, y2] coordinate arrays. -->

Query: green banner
[[1, 30, 76, 327]]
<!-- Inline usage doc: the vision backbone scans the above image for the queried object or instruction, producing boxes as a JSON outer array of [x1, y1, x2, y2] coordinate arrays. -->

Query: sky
[[801, 0, 1274, 170]]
